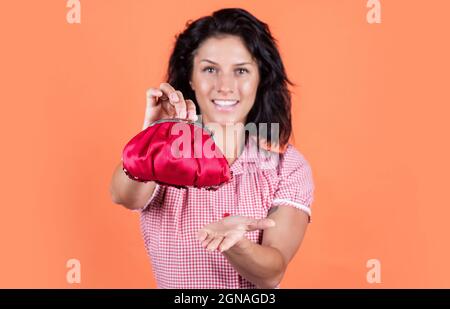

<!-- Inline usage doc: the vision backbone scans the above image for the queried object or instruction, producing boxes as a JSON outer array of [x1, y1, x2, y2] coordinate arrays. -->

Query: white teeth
[[212, 100, 238, 106]]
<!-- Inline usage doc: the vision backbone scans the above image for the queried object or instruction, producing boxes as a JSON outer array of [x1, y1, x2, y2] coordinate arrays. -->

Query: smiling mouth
[[211, 99, 239, 110]]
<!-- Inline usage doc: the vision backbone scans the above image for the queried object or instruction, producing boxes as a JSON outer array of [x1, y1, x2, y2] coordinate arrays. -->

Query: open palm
[[197, 215, 275, 253]]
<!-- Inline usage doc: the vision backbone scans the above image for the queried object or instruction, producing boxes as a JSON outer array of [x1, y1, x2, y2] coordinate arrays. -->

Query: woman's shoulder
[[276, 144, 312, 177]]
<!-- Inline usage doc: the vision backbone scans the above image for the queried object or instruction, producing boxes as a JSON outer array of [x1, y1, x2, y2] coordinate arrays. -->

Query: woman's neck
[[206, 123, 246, 166]]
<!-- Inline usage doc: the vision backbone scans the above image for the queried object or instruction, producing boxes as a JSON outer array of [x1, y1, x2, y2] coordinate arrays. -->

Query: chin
[[210, 116, 241, 126]]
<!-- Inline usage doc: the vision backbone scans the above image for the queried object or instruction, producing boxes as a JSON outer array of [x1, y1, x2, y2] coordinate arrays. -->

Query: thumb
[[246, 218, 276, 231]]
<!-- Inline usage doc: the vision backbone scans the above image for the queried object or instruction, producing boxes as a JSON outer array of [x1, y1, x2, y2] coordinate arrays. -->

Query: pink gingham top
[[139, 137, 314, 288]]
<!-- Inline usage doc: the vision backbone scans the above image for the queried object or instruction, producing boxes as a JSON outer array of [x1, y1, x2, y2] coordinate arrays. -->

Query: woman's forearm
[[109, 161, 156, 210], [222, 237, 286, 289]]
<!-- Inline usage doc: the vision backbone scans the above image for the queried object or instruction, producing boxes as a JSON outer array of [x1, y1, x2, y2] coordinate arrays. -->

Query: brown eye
[[236, 68, 249, 75], [203, 67, 216, 73]]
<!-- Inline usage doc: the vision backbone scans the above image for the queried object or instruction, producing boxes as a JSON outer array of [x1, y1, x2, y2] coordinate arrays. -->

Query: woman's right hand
[[142, 82, 198, 130]]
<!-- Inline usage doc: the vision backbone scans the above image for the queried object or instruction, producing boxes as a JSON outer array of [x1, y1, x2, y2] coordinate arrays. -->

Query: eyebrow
[[200, 59, 252, 66]]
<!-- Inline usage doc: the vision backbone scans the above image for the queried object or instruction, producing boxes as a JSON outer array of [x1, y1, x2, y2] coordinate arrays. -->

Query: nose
[[216, 73, 235, 95]]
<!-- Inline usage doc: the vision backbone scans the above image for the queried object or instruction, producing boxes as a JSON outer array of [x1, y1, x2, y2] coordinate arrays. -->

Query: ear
[[189, 81, 195, 91]]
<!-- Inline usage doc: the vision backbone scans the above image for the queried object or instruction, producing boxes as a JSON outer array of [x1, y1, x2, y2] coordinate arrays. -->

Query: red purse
[[121, 118, 232, 190]]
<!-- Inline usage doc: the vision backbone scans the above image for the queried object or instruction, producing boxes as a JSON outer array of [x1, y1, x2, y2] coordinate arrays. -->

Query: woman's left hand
[[197, 215, 276, 252]]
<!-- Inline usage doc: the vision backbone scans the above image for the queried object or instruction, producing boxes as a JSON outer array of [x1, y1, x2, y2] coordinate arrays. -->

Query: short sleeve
[[271, 145, 315, 221], [134, 183, 166, 212]]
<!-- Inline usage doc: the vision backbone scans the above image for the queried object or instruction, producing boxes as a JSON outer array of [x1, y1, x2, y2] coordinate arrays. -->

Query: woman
[[110, 8, 314, 289]]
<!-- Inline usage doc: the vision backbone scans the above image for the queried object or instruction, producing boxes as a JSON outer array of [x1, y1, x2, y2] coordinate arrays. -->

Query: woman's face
[[190, 35, 260, 126]]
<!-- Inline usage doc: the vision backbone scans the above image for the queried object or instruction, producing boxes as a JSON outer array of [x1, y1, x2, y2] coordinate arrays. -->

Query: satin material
[[122, 119, 231, 189]]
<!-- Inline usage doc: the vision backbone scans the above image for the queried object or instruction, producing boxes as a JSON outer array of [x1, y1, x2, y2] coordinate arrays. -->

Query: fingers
[[185, 99, 198, 121], [143, 88, 164, 130], [218, 233, 242, 253], [159, 82, 177, 100], [197, 230, 208, 242], [159, 83, 187, 119], [174, 90, 187, 119], [197, 229, 244, 253], [198, 230, 226, 252], [200, 231, 215, 248], [197, 229, 214, 247], [146, 88, 163, 108], [246, 218, 276, 231], [206, 236, 224, 251]]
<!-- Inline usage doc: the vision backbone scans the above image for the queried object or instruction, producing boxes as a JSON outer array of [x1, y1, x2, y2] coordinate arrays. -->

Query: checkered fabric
[[139, 138, 315, 288]]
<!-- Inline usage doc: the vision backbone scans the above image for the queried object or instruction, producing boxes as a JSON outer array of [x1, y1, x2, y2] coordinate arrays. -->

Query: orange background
[[1, 0, 449, 288]]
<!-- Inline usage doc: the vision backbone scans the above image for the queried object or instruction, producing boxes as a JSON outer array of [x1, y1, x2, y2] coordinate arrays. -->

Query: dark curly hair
[[166, 8, 294, 149]]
